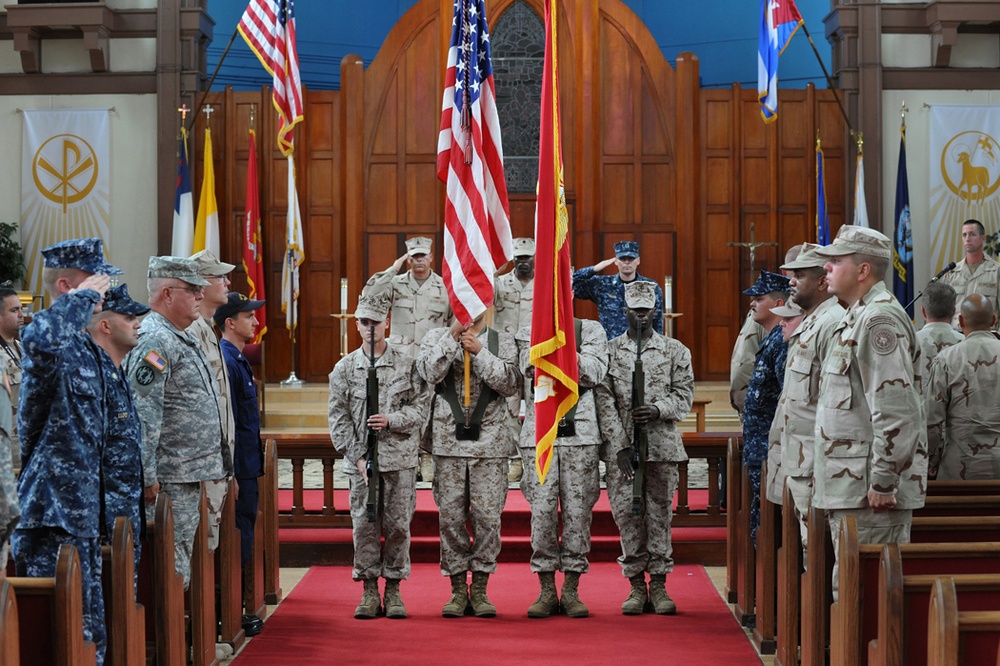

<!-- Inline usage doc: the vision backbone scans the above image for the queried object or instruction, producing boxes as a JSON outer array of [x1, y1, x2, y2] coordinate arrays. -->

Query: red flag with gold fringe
[[243, 127, 267, 343], [530, 0, 578, 485]]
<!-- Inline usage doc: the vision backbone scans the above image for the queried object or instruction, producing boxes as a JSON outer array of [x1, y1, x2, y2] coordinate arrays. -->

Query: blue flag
[[171, 127, 194, 256], [817, 140, 830, 244], [893, 123, 914, 318]]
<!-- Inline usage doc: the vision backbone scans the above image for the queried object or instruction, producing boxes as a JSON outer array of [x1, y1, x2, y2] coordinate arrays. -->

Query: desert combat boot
[[354, 579, 381, 619], [621, 573, 648, 615], [442, 573, 470, 618], [526, 571, 559, 618], [648, 574, 677, 614], [470, 571, 497, 617], [560, 571, 589, 618], [383, 578, 407, 619]]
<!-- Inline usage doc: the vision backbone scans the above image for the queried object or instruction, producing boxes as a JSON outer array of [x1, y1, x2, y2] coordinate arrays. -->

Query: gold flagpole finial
[[854, 130, 864, 156], [178, 103, 189, 121], [204, 104, 214, 128], [249, 105, 256, 131], [816, 130, 821, 149], [900, 101, 908, 127]]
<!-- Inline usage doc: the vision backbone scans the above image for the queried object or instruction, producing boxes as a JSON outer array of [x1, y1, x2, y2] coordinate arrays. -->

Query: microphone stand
[[905, 268, 955, 312]]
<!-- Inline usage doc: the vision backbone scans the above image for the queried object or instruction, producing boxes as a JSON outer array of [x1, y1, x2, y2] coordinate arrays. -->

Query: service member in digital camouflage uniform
[[417, 311, 520, 618], [813, 225, 927, 590], [363, 236, 452, 483], [514, 317, 608, 618], [572, 240, 664, 340], [595, 280, 693, 616], [88, 283, 149, 587], [915, 282, 963, 387], [328, 294, 428, 620], [740, 270, 790, 545], [926, 294, 1000, 481], [940, 219, 1000, 330], [766, 244, 844, 550], [13, 237, 118, 664], [124, 256, 224, 589]]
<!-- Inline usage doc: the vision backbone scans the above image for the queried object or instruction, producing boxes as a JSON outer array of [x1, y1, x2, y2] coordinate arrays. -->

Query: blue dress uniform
[[571, 242, 665, 339], [13, 236, 124, 666]]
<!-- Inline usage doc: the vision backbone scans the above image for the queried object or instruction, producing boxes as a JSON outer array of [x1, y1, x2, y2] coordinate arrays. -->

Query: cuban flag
[[758, 0, 803, 123]]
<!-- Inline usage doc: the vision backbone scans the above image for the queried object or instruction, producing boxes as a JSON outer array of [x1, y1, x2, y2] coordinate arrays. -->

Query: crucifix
[[203, 104, 214, 127], [177, 103, 189, 120], [728, 222, 777, 273]]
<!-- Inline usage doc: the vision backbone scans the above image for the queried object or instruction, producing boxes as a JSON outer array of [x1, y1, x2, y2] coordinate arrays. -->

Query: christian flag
[[243, 127, 267, 342], [193, 126, 220, 256], [530, 0, 579, 486], [436, 0, 512, 325], [893, 121, 914, 318], [172, 127, 194, 256]]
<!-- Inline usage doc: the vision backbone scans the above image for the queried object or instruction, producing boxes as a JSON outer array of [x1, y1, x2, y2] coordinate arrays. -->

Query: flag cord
[[799, 22, 852, 133], [187, 25, 240, 134]]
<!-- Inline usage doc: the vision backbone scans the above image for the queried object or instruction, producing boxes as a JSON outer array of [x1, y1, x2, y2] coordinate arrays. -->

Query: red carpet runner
[[233, 562, 760, 665]]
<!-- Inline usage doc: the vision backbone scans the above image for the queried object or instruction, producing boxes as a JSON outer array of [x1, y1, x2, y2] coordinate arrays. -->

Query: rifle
[[365, 323, 380, 523], [631, 330, 648, 516]]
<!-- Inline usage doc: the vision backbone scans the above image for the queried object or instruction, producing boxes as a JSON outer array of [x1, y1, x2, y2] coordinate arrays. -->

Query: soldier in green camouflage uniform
[[813, 226, 927, 593], [125, 256, 223, 589], [417, 314, 520, 618], [363, 236, 452, 483], [939, 219, 1000, 330], [515, 317, 608, 618], [926, 294, 1000, 480], [916, 282, 963, 388], [596, 281, 694, 616]]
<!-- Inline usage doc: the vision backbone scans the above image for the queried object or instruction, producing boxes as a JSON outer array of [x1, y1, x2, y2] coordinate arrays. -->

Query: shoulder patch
[[135, 365, 156, 387], [870, 325, 898, 355], [144, 350, 167, 371], [866, 314, 898, 330]]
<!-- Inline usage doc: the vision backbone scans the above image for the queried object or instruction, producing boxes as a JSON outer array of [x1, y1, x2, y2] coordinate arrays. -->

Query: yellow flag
[[193, 126, 220, 255]]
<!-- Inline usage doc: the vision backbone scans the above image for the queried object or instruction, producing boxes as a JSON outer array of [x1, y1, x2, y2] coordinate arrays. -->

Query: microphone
[[928, 262, 957, 284]]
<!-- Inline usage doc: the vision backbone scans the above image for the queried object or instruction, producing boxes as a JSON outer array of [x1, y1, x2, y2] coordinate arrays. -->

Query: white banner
[[21, 109, 111, 297], [929, 105, 1000, 273]]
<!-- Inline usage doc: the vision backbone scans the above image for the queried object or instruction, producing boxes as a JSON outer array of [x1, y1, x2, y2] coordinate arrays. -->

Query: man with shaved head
[[926, 293, 1000, 480]]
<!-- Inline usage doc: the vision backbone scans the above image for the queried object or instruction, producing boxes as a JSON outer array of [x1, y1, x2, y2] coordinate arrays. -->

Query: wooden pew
[[928, 577, 1000, 666], [138, 492, 186, 666], [725, 436, 743, 604], [831, 515, 1000, 666], [800, 504, 834, 666], [735, 452, 755, 625], [754, 460, 780, 653], [776, 482, 803, 666], [246, 500, 266, 621], [262, 438, 283, 605], [101, 516, 145, 666], [217, 476, 246, 652], [8, 543, 97, 666], [189, 485, 217, 666], [869, 546, 1000, 666], [0, 579, 19, 665]]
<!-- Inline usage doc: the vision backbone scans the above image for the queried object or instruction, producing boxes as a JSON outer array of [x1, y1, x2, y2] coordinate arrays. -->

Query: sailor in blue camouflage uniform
[[740, 270, 791, 546], [88, 283, 149, 589], [124, 256, 223, 589], [12, 238, 119, 665], [571, 241, 665, 339]]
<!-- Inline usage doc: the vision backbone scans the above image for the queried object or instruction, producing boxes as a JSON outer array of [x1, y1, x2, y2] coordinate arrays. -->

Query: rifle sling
[[436, 327, 500, 428]]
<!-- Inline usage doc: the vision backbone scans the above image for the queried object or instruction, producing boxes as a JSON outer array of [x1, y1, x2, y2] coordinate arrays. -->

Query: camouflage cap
[[512, 237, 535, 257], [405, 237, 433, 256], [41, 238, 123, 275], [814, 225, 892, 259], [743, 270, 791, 296], [213, 291, 265, 327], [780, 242, 826, 270], [189, 249, 236, 276], [147, 256, 211, 286], [624, 281, 657, 309], [102, 283, 150, 316], [355, 294, 390, 322], [770, 302, 804, 318], [614, 240, 640, 259]]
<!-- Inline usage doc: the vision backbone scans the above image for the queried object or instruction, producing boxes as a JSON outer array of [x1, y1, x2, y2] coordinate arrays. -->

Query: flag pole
[[187, 26, 240, 134], [280, 244, 303, 387], [798, 22, 852, 133]]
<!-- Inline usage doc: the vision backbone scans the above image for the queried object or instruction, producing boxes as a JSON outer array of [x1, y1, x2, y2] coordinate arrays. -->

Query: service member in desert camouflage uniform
[[596, 280, 693, 616], [763, 303, 804, 511], [417, 312, 519, 618], [515, 317, 608, 619], [813, 226, 927, 589], [765, 244, 844, 550], [940, 219, 1000, 330], [916, 282, 964, 387], [328, 294, 428, 620], [187, 249, 236, 553], [0, 286, 23, 467], [13, 238, 118, 664], [926, 294, 1000, 481], [364, 236, 452, 483], [125, 256, 224, 588]]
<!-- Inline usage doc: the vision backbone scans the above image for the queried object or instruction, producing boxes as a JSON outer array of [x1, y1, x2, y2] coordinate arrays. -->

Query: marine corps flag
[[530, 0, 579, 485], [243, 127, 267, 342]]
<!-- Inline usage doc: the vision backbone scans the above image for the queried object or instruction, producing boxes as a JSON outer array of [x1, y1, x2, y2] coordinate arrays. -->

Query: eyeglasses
[[166, 284, 204, 295]]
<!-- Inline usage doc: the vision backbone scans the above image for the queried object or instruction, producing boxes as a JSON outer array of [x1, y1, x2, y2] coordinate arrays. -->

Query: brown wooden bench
[[928, 577, 1000, 666], [754, 460, 780, 653], [0, 579, 18, 665], [101, 516, 145, 666], [189, 486, 217, 666], [262, 438, 283, 605], [776, 482, 803, 666], [217, 476, 246, 652], [677, 431, 732, 526], [869, 546, 1000, 666], [8, 543, 97, 666], [138, 492, 185, 666]]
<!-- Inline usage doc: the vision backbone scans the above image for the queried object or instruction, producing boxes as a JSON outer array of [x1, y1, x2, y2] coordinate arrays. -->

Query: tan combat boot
[[354, 579, 381, 619], [526, 571, 558, 618], [621, 573, 648, 615], [383, 578, 406, 619], [469, 571, 497, 617], [442, 573, 469, 618], [560, 571, 589, 618], [648, 574, 677, 615]]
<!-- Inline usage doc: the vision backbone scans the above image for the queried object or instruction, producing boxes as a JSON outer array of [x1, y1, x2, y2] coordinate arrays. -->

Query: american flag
[[436, 0, 512, 326], [238, 0, 303, 155]]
